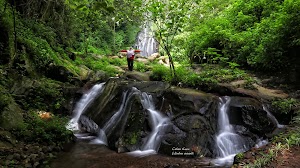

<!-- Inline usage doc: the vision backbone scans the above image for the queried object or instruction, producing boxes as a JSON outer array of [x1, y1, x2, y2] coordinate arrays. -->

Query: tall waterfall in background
[[66, 83, 105, 131], [136, 23, 158, 57], [213, 97, 248, 166]]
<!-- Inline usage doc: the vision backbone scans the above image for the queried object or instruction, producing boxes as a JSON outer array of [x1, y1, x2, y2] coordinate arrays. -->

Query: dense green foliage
[[14, 111, 73, 143], [145, 0, 193, 76], [272, 98, 298, 114], [151, 64, 251, 89], [0, 0, 144, 151], [184, 0, 300, 72], [0, 1, 300, 164]]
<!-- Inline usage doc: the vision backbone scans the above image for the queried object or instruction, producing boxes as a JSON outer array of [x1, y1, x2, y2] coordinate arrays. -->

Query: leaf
[[93, 2, 108, 10], [76, 4, 86, 10], [106, 6, 115, 13]]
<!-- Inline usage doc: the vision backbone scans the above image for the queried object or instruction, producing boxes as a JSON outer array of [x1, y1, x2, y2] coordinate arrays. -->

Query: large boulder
[[123, 71, 150, 81], [147, 53, 160, 61], [214, 82, 289, 100], [77, 79, 278, 157], [159, 87, 219, 157], [0, 90, 23, 130], [0, 102, 23, 130], [135, 58, 149, 64], [228, 97, 277, 137]]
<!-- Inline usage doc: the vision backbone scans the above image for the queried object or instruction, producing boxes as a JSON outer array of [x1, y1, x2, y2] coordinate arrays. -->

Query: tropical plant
[[144, 0, 193, 78]]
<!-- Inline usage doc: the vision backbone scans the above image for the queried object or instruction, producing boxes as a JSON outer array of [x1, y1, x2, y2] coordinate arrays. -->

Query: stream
[[51, 80, 284, 168]]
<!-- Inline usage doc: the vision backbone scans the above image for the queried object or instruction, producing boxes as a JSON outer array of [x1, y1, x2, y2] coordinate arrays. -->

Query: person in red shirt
[[126, 47, 135, 71]]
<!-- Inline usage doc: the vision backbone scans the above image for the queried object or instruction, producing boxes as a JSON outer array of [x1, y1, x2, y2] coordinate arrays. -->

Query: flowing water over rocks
[[213, 97, 249, 167], [66, 83, 105, 131], [51, 78, 285, 167]]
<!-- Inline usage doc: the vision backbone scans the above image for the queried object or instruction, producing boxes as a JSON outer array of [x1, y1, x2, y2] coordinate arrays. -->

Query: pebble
[[25, 163, 32, 168], [6, 155, 14, 160], [13, 153, 21, 160], [33, 162, 39, 167], [21, 153, 27, 159]]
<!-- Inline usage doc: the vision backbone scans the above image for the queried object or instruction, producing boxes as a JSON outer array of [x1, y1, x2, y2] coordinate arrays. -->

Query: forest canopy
[[183, 0, 300, 72]]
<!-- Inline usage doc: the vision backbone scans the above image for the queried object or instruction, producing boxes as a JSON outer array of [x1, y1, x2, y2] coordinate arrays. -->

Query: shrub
[[150, 64, 170, 81], [272, 98, 297, 114], [14, 111, 73, 144], [135, 62, 147, 72]]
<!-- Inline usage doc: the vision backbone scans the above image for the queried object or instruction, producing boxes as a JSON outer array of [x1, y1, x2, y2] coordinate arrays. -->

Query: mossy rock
[[0, 130, 17, 148], [0, 102, 23, 130]]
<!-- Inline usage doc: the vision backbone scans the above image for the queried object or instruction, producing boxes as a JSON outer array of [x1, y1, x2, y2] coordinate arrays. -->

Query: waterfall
[[136, 24, 157, 57], [92, 87, 140, 145], [252, 105, 284, 148], [140, 92, 169, 151], [66, 83, 105, 131], [213, 97, 248, 166], [263, 105, 285, 129], [129, 92, 169, 157]]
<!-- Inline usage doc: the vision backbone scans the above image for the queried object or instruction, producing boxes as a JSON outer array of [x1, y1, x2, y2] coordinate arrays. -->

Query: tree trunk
[[9, 0, 17, 68]]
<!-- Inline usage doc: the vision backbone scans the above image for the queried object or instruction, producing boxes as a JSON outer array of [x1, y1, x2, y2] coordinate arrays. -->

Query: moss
[[0, 101, 24, 130], [13, 111, 73, 144], [235, 152, 245, 163], [125, 132, 139, 145], [12, 77, 66, 112]]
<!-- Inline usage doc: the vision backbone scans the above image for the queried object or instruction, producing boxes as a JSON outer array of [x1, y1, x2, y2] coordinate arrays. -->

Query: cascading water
[[213, 97, 248, 166], [253, 105, 285, 148], [136, 23, 157, 57], [263, 105, 285, 129], [66, 83, 105, 131], [92, 87, 140, 145], [140, 92, 169, 151], [129, 92, 169, 156]]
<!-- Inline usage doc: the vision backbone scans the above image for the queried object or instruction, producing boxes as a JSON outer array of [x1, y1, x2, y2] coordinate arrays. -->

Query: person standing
[[126, 47, 135, 71]]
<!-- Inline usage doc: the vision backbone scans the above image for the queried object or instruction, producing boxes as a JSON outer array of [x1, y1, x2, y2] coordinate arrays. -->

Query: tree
[[145, 0, 192, 78]]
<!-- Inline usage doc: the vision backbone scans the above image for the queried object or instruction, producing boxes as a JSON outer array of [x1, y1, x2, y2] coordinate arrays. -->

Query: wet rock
[[229, 97, 277, 136], [159, 87, 218, 157], [78, 115, 99, 134]]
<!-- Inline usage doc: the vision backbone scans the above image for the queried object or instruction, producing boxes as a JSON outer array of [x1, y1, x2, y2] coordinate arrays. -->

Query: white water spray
[[263, 105, 285, 129], [213, 97, 248, 166], [136, 24, 157, 57], [140, 92, 169, 151], [129, 92, 169, 156], [66, 83, 105, 131]]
